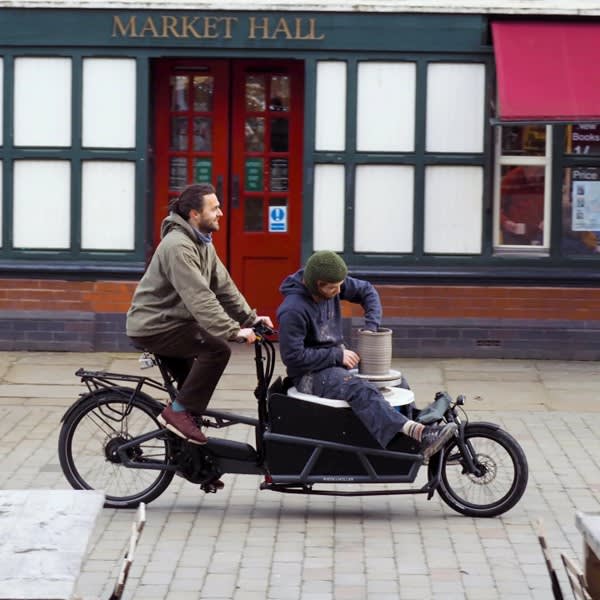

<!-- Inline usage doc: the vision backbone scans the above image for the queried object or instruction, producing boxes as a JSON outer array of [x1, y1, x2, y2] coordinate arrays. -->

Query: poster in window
[[194, 159, 212, 184], [571, 168, 600, 231], [270, 158, 288, 192], [569, 124, 600, 155], [169, 157, 187, 191]]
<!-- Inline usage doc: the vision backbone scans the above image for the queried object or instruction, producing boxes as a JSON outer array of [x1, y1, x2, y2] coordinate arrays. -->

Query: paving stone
[[3, 351, 600, 599]]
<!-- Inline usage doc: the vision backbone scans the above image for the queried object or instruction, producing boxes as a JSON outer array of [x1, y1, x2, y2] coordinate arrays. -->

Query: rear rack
[[76, 368, 170, 397]]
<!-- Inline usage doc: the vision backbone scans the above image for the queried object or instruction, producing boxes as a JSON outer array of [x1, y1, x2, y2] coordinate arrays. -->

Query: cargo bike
[[58, 323, 528, 517]]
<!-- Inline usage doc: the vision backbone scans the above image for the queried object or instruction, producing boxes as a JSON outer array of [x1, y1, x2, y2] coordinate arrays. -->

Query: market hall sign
[[112, 15, 325, 40]]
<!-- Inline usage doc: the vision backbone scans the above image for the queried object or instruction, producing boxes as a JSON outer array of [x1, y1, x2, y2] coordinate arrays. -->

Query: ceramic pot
[[357, 327, 392, 376]]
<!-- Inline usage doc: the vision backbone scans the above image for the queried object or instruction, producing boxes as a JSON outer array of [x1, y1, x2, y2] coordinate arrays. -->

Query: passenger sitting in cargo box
[[276, 251, 456, 458]]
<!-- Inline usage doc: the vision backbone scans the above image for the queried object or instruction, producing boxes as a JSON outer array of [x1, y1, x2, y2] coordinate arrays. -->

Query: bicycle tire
[[58, 389, 175, 509], [430, 423, 528, 518]]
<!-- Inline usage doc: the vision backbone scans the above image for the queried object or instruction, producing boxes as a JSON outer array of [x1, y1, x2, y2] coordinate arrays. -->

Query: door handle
[[216, 175, 223, 201], [232, 174, 240, 209]]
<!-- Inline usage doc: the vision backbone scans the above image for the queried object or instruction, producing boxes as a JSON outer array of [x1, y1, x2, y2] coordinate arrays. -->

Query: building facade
[[1, 1, 600, 357]]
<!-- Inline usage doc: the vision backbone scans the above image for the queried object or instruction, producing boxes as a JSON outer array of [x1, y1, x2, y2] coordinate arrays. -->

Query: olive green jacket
[[126, 213, 256, 339]]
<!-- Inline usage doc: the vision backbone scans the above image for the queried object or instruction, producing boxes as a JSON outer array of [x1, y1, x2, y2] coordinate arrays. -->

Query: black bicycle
[[58, 323, 528, 517]]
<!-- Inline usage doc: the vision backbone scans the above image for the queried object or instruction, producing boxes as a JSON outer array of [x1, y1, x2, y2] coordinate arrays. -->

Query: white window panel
[[354, 165, 414, 253], [424, 166, 483, 254], [81, 161, 135, 250], [315, 62, 346, 152], [14, 58, 71, 147], [357, 62, 416, 152], [13, 161, 70, 249], [426, 63, 485, 153], [0, 59, 3, 144], [313, 164, 345, 252], [83, 58, 136, 148]]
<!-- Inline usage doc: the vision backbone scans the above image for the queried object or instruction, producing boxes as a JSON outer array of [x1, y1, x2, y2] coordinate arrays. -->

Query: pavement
[[1, 346, 600, 600]]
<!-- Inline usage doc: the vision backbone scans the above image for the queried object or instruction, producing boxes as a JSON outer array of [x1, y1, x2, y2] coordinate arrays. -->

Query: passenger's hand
[[254, 315, 274, 329], [342, 349, 360, 369], [237, 328, 257, 344]]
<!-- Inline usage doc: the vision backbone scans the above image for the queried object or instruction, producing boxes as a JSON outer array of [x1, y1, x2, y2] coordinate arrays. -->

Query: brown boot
[[158, 405, 207, 445]]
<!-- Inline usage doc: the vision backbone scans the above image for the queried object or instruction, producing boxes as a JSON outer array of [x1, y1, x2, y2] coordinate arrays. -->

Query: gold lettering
[[112, 15, 138, 38], [161, 15, 181, 38], [139, 17, 159, 38], [248, 16, 270, 40], [110, 13, 323, 42], [305, 18, 325, 40], [271, 17, 292, 40], [221, 16, 238, 39], [181, 16, 202, 38], [203, 16, 220, 39]]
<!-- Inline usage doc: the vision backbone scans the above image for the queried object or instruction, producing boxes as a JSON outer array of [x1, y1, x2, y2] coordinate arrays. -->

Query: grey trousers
[[296, 367, 409, 448]]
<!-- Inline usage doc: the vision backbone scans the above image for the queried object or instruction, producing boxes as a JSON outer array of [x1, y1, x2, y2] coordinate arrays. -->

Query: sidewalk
[[1, 347, 599, 599], [1, 345, 599, 413]]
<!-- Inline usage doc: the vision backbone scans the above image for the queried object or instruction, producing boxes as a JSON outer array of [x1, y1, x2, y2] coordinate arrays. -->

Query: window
[[0, 55, 142, 262], [493, 125, 551, 253], [312, 58, 487, 259], [561, 124, 600, 256]]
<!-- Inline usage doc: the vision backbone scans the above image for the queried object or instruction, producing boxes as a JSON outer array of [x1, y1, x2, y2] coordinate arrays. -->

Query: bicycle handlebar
[[253, 322, 276, 337], [234, 322, 276, 343]]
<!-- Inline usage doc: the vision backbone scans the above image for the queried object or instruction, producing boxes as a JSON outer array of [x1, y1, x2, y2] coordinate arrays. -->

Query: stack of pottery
[[354, 327, 413, 412], [354, 327, 403, 389], [357, 327, 393, 376]]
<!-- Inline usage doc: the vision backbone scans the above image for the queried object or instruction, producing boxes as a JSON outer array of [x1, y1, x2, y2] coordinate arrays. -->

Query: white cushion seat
[[286, 385, 415, 409]]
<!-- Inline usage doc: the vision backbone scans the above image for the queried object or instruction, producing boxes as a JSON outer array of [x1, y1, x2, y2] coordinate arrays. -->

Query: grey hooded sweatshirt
[[126, 213, 256, 339]]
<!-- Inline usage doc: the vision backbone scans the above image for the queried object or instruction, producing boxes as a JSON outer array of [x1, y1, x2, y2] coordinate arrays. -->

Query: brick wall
[[342, 285, 600, 321], [1, 278, 600, 358], [0, 279, 137, 351]]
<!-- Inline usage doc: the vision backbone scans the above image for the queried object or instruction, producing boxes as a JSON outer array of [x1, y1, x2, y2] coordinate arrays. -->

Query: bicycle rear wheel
[[58, 390, 175, 508]]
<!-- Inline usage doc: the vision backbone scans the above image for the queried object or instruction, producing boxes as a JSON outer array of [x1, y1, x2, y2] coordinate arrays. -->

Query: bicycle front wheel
[[431, 423, 528, 518], [58, 390, 175, 509]]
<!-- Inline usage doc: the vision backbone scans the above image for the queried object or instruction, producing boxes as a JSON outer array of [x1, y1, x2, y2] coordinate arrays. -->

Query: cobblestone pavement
[[1, 349, 599, 599]]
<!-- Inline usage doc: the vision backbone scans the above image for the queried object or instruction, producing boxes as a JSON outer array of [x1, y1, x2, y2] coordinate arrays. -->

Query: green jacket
[[126, 213, 256, 339]]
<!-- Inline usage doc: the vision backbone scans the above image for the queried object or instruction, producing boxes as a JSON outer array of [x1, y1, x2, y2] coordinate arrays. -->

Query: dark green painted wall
[[0, 9, 488, 53]]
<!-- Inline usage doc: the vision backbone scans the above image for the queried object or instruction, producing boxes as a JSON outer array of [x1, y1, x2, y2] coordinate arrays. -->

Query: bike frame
[[73, 333, 454, 498]]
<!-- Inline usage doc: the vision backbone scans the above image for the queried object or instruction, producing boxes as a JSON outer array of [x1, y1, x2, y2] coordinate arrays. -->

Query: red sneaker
[[158, 405, 207, 445]]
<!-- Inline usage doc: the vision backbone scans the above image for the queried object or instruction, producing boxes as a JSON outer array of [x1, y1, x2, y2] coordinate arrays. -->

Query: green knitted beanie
[[303, 251, 348, 295]]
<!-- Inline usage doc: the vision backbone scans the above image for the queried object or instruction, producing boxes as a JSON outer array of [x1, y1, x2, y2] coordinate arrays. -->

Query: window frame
[[0, 50, 149, 268], [306, 53, 493, 267], [492, 124, 553, 254]]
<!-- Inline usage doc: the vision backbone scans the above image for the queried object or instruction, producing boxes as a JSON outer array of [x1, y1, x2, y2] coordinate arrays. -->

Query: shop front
[[0, 3, 599, 358]]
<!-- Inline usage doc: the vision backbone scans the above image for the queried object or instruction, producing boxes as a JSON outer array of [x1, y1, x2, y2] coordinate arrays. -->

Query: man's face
[[315, 280, 343, 300], [190, 193, 222, 233]]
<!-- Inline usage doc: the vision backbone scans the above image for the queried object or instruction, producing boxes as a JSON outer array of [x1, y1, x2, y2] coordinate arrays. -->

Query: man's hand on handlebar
[[254, 315, 274, 328], [342, 349, 360, 370], [237, 316, 275, 343], [237, 328, 257, 344], [253, 316, 275, 337]]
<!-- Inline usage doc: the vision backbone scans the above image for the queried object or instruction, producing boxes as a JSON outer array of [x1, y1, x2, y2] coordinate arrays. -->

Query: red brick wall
[[1, 278, 598, 321], [0, 279, 137, 313], [343, 284, 600, 321]]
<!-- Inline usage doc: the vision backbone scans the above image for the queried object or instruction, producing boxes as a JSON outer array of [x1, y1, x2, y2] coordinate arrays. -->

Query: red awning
[[492, 22, 600, 122]]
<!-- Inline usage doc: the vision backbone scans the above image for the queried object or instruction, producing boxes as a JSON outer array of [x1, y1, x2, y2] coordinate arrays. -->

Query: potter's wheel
[[349, 368, 403, 389]]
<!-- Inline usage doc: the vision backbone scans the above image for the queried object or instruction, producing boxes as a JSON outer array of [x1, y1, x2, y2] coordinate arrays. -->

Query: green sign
[[245, 158, 263, 192], [194, 159, 212, 183]]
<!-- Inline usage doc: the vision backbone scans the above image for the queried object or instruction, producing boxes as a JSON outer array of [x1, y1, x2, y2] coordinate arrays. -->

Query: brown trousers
[[129, 323, 231, 414]]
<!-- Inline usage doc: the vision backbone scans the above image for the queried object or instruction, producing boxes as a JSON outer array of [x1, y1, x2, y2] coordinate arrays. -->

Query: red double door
[[153, 59, 304, 319]]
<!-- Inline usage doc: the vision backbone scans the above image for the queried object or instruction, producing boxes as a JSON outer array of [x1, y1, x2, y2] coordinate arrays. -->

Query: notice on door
[[269, 206, 287, 232]]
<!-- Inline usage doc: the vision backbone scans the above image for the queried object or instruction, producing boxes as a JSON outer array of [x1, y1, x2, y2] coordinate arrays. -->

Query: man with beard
[[277, 251, 456, 458], [127, 183, 273, 445]]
